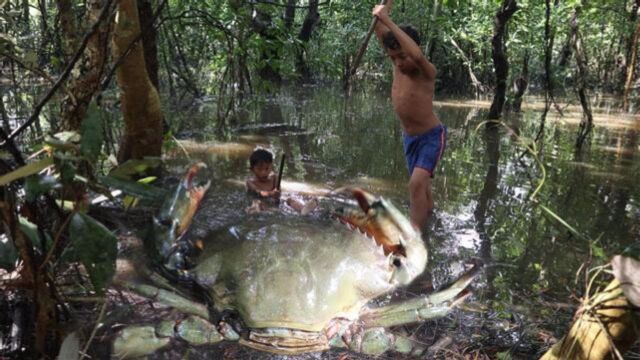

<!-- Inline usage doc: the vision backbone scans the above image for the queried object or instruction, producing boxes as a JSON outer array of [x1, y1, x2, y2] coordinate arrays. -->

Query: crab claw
[[150, 163, 211, 263], [332, 188, 427, 286]]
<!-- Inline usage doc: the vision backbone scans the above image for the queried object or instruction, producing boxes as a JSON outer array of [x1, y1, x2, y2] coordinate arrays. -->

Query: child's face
[[251, 161, 273, 181], [386, 48, 418, 74]]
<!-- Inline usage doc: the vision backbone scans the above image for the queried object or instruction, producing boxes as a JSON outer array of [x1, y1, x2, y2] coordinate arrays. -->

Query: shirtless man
[[373, 2, 446, 229]]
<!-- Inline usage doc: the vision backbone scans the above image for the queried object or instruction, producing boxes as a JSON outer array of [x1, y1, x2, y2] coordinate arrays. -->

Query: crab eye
[[393, 258, 402, 267]]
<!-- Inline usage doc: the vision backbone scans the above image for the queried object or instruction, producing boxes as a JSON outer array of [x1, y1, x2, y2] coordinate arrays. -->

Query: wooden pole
[[350, 0, 387, 76], [276, 154, 285, 190]]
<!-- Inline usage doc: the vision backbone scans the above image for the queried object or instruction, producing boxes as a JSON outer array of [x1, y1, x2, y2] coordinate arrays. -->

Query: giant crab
[[111, 163, 480, 358]]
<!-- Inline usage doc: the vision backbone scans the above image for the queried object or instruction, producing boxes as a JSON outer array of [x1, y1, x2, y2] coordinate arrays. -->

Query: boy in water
[[246, 148, 316, 214], [373, 2, 446, 229], [246, 148, 280, 202]]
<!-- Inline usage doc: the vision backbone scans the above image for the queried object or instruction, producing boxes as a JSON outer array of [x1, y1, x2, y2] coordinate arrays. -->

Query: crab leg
[[113, 316, 240, 359], [359, 264, 480, 328], [116, 279, 210, 319], [328, 327, 426, 356]]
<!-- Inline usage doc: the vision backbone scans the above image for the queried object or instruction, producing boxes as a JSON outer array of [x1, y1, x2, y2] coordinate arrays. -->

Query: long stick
[[350, 0, 387, 76], [276, 154, 286, 190]]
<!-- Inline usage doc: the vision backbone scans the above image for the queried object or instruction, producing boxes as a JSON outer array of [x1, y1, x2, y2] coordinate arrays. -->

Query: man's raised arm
[[373, 0, 394, 44]]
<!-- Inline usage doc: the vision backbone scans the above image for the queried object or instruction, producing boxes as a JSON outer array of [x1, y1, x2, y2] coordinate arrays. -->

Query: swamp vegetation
[[1, 0, 640, 359]]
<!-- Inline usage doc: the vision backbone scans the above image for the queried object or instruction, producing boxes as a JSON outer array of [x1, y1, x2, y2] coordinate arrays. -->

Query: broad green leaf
[[18, 216, 52, 252], [108, 158, 162, 180], [67, 213, 117, 294], [80, 102, 104, 162], [0, 157, 54, 186], [24, 175, 60, 202], [98, 175, 166, 202]]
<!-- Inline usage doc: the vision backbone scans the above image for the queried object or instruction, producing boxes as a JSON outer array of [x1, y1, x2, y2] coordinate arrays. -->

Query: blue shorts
[[403, 125, 447, 177]]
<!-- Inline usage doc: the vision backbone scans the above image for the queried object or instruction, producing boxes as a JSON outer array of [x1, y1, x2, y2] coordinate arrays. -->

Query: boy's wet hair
[[382, 25, 421, 50], [249, 148, 274, 168]]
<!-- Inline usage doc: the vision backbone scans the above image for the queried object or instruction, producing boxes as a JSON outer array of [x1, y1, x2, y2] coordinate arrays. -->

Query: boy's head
[[382, 25, 421, 50], [382, 25, 422, 74], [249, 148, 274, 181]]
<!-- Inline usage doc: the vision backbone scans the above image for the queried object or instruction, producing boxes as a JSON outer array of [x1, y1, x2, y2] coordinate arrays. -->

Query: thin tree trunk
[[113, 0, 164, 163], [21, 0, 30, 34], [163, 9, 200, 97], [536, 0, 556, 141], [488, 0, 518, 120], [623, 14, 640, 111], [37, 0, 54, 67], [251, 0, 282, 86], [59, 0, 113, 131], [425, 0, 439, 57], [571, 6, 594, 149], [622, 0, 640, 89], [56, 0, 79, 61], [161, 37, 176, 103], [0, 93, 9, 133], [511, 52, 528, 113], [284, 0, 296, 29], [449, 37, 484, 96], [296, 0, 320, 82]]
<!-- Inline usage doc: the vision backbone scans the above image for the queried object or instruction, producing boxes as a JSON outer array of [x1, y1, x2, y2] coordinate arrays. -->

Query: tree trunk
[[21, 0, 30, 34], [37, 0, 54, 67], [623, 14, 640, 111], [487, 0, 518, 120], [535, 0, 558, 141], [55, 0, 80, 61], [296, 0, 320, 82], [283, 0, 296, 30], [113, 0, 164, 163], [251, 0, 282, 86], [137, 0, 159, 91], [425, 0, 439, 57], [59, 0, 113, 131], [571, 6, 594, 149], [511, 52, 528, 113]]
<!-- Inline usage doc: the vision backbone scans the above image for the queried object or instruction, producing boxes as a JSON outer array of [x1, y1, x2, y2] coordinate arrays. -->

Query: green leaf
[[0, 235, 18, 271], [67, 213, 117, 294], [24, 175, 60, 202], [80, 102, 104, 162], [18, 216, 52, 252], [108, 158, 162, 180], [98, 175, 166, 202], [0, 157, 54, 186]]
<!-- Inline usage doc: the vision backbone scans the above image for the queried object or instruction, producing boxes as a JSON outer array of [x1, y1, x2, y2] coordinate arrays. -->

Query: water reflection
[[474, 126, 500, 300]]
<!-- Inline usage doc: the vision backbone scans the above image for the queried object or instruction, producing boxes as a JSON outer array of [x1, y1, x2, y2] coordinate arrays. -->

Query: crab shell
[[187, 188, 427, 351]]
